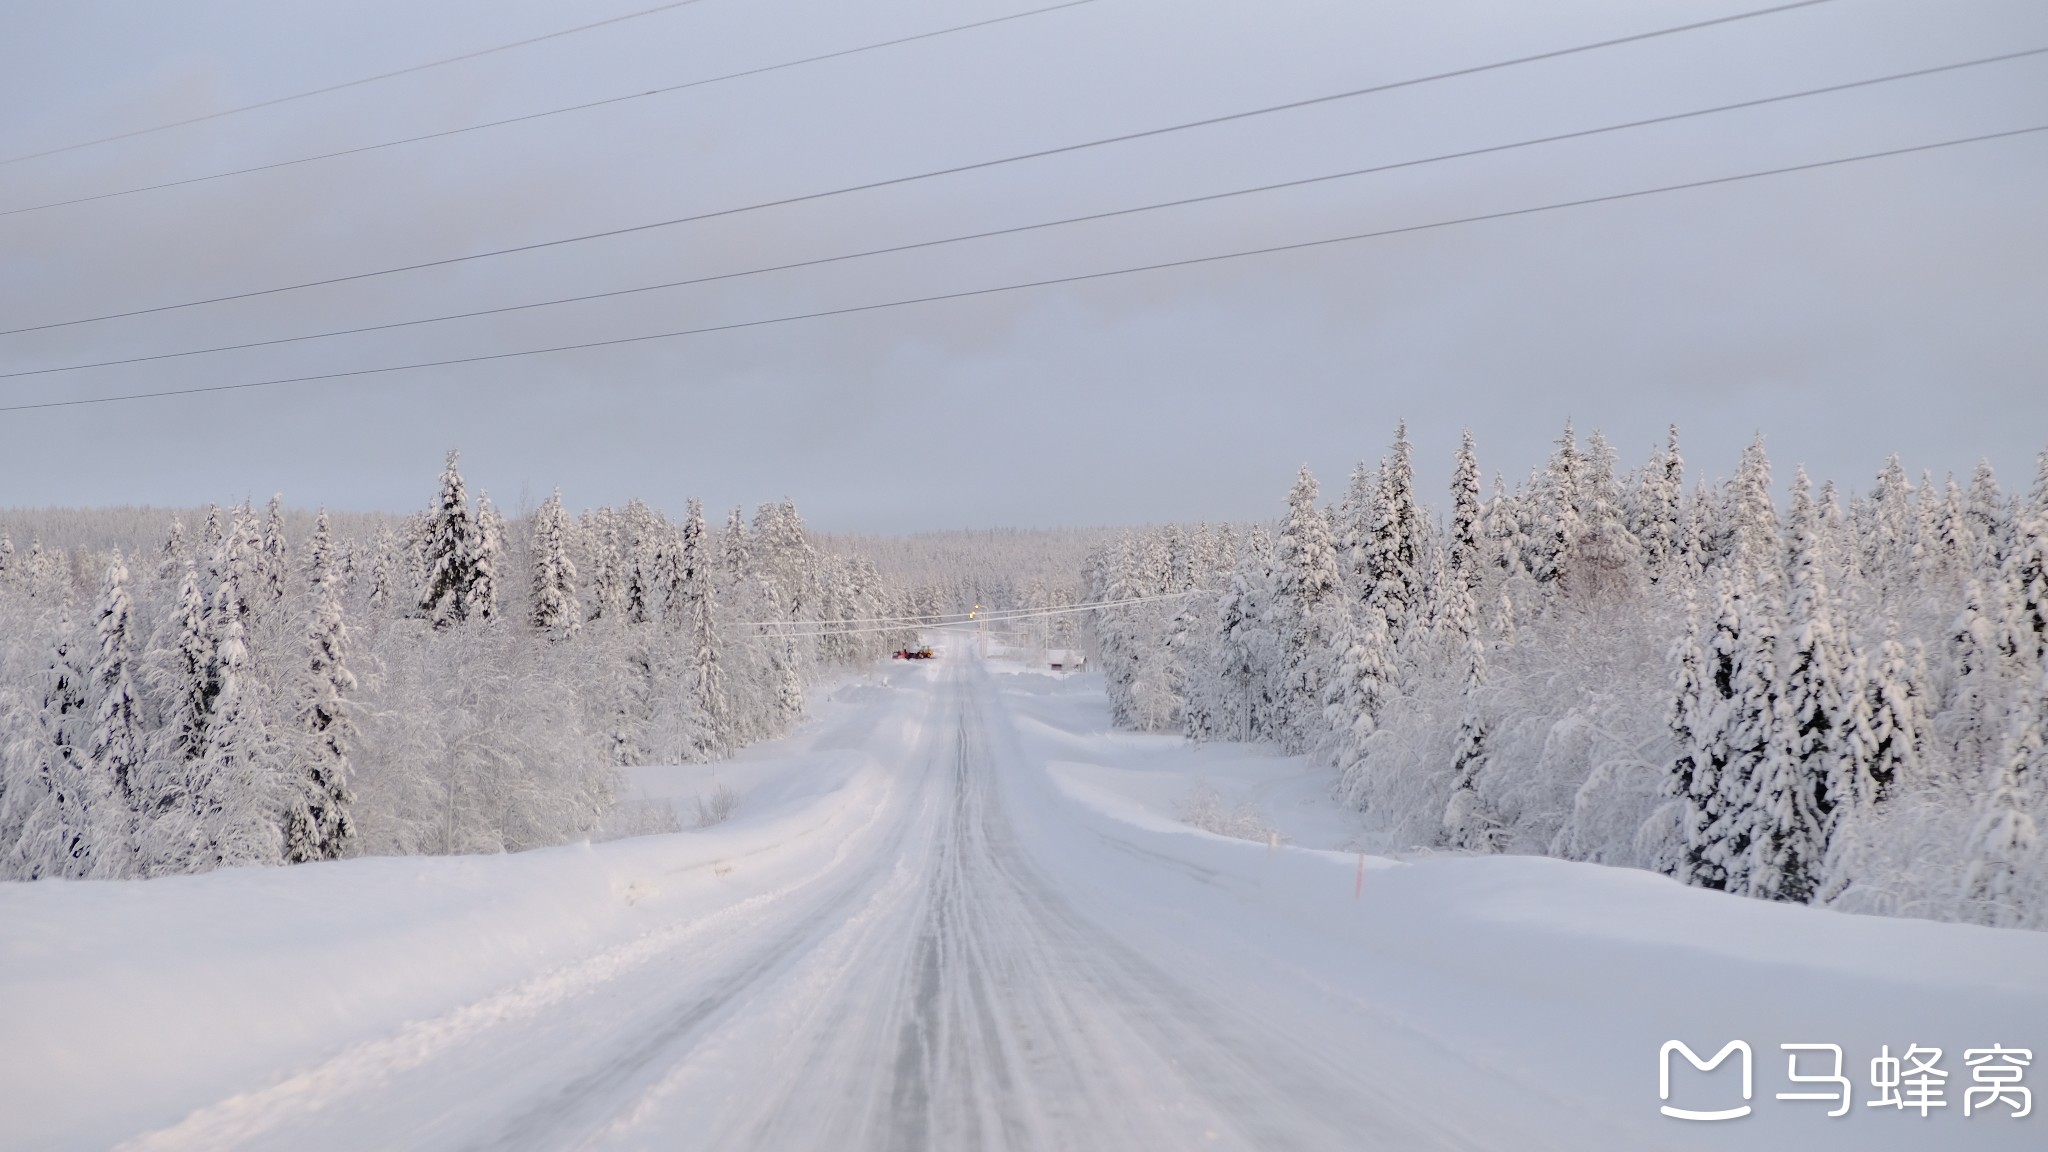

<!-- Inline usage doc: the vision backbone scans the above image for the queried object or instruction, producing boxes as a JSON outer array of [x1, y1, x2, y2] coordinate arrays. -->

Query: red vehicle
[[893, 646, 935, 660]]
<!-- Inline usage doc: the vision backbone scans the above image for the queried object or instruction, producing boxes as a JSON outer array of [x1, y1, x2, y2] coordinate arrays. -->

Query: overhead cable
[[0, 0, 1102, 218], [7, 44, 2036, 383], [3, 121, 2036, 416], [0, 0, 716, 167], [0, 0, 1835, 338]]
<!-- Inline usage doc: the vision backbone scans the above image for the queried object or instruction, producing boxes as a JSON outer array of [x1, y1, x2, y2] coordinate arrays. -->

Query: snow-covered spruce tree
[[1270, 467, 1344, 752], [419, 450, 482, 628], [1448, 430, 1484, 598], [283, 554, 356, 863], [719, 506, 751, 596], [2002, 461, 2048, 665], [3, 607, 101, 879], [1195, 524, 1275, 743], [1531, 422, 1582, 587], [1338, 462, 1379, 607], [621, 498, 659, 627], [155, 517, 186, 584], [190, 566, 282, 869], [1631, 425, 1686, 578], [258, 494, 289, 603], [1327, 596, 1396, 806], [86, 552, 144, 877], [680, 499, 730, 759], [1963, 662, 2046, 928], [303, 509, 334, 590], [1681, 567, 1768, 892], [1665, 585, 1721, 883], [1944, 576, 2012, 779], [1756, 470, 1873, 904], [1866, 454, 1915, 598], [473, 492, 504, 623], [528, 489, 582, 639], [1442, 619, 1503, 853], [136, 563, 214, 875], [366, 526, 398, 612], [582, 506, 624, 624], [1368, 424, 1424, 642]]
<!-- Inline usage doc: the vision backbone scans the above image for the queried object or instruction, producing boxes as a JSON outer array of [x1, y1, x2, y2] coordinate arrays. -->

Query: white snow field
[[3, 644, 2045, 1151]]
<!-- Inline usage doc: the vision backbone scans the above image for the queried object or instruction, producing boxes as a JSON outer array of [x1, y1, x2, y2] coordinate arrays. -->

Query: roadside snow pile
[[1177, 784, 1283, 843], [0, 675, 929, 1151]]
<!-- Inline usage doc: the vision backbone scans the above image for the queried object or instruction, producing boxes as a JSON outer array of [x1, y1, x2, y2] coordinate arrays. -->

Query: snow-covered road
[[5, 648, 2045, 1150]]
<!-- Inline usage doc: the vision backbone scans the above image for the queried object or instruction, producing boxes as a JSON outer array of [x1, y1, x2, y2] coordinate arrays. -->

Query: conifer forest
[[1086, 424, 2048, 930], [0, 451, 919, 877]]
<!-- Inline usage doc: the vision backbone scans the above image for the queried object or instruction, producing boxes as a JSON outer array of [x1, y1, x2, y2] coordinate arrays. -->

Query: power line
[[1, 0, 717, 167], [0, 0, 1834, 339], [5, 120, 2037, 416], [0, 0, 1101, 219], [8, 45, 2035, 384]]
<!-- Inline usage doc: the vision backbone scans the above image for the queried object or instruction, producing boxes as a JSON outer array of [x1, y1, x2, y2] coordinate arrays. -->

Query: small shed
[[1047, 649, 1085, 672]]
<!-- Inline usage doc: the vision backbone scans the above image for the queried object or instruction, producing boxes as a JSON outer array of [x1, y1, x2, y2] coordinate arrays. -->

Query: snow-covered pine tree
[[2001, 465, 2048, 665], [1730, 434, 1780, 587], [1683, 560, 1778, 894], [1323, 593, 1390, 770], [1338, 461, 1378, 602], [1271, 468, 1345, 752], [1532, 422, 1582, 587], [259, 494, 289, 602], [1963, 662, 2045, 927], [1867, 455, 1914, 596], [1206, 525, 1275, 743], [201, 504, 225, 552], [756, 573, 804, 738], [303, 509, 334, 592], [621, 499, 658, 627], [680, 499, 730, 759], [583, 506, 623, 623], [419, 450, 480, 628], [4, 607, 101, 879], [1715, 551, 1784, 898], [155, 517, 185, 584], [1635, 425, 1686, 578], [1368, 423, 1424, 639], [528, 489, 581, 639], [1448, 430, 1483, 597], [1946, 576, 2011, 775], [360, 527, 388, 611], [1861, 619, 1928, 803], [1484, 473, 1530, 585], [666, 506, 702, 635], [1965, 459, 2010, 574], [1442, 609, 1503, 853], [1666, 584, 1720, 884], [137, 563, 214, 875], [1757, 470, 1873, 904], [283, 558, 356, 864], [719, 506, 751, 597], [473, 492, 504, 622], [190, 574, 281, 869], [86, 552, 144, 878]]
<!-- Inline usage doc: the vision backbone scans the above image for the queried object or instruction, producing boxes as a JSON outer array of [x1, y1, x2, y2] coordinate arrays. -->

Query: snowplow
[[893, 646, 935, 660]]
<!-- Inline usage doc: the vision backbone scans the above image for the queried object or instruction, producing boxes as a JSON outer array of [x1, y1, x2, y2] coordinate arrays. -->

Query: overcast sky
[[3, 0, 2044, 531]]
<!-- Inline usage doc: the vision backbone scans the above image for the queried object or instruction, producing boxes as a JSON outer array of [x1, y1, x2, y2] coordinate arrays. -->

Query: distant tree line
[[0, 451, 907, 879], [1087, 425, 2048, 930]]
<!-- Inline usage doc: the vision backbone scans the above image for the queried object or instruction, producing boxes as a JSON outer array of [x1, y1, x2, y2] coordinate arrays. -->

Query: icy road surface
[[5, 649, 2046, 1150]]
